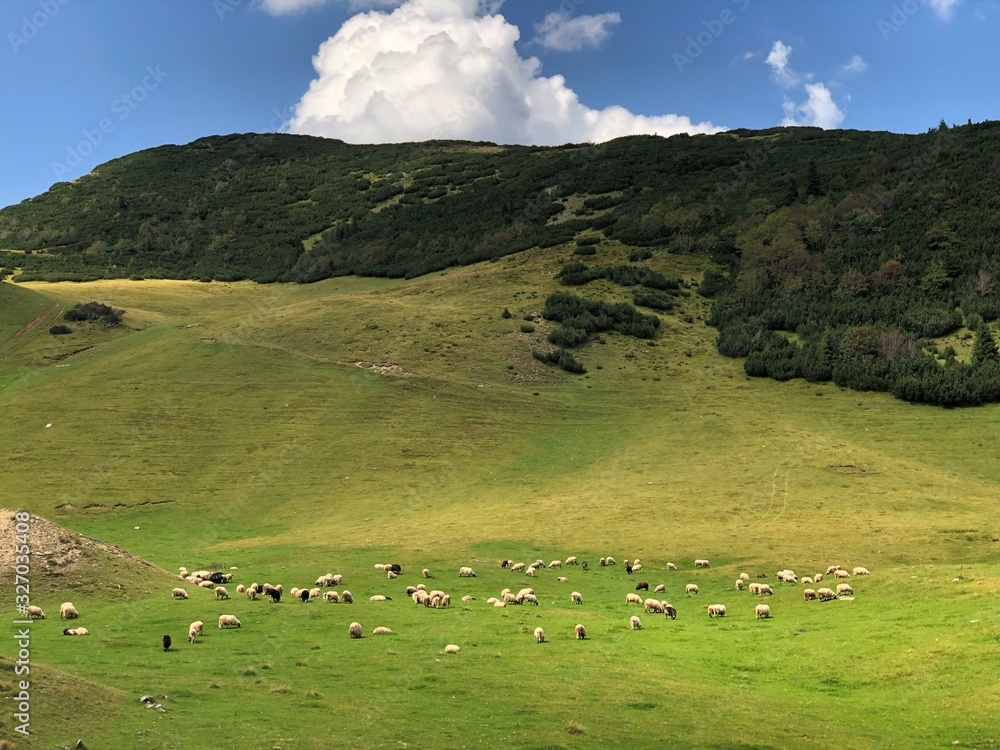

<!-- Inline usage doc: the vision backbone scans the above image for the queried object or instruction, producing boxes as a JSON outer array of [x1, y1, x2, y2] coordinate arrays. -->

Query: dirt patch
[[349, 361, 412, 377], [831, 464, 873, 475]]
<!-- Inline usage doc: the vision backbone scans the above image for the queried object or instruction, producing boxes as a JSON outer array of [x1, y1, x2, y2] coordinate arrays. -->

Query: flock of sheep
[[25, 557, 870, 651]]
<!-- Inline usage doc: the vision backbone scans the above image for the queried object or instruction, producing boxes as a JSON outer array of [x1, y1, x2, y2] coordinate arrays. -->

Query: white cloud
[[532, 11, 621, 52], [289, 0, 722, 145], [766, 40, 798, 88], [742, 50, 757, 60], [927, 0, 962, 19], [839, 55, 867, 76], [781, 83, 845, 129]]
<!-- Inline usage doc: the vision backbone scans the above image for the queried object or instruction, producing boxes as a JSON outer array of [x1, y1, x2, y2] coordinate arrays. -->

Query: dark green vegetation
[[4, 122, 1000, 405]]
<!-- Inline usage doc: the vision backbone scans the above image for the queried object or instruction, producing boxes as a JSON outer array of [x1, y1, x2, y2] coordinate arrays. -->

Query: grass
[[0, 248, 999, 748]]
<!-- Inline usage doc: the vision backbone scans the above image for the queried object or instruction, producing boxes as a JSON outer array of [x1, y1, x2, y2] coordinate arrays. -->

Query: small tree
[[971, 325, 999, 366]]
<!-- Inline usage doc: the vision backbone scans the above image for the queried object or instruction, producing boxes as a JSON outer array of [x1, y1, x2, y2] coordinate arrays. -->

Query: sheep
[[372, 627, 393, 635], [735, 579, 745, 591], [24, 605, 44, 620], [388, 564, 402, 574], [801, 577, 813, 586], [625, 562, 633, 575], [557, 577, 569, 583], [198, 580, 214, 589], [666, 562, 678, 571], [291, 587, 301, 597], [341, 590, 354, 604], [853, 566, 871, 576], [323, 591, 339, 602], [187, 628, 198, 644], [582, 561, 588, 571], [246, 588, 258, 601], [739, 572, 750, 581], [218, 615, 241, 629], [214, 586, 229, 600], [298, 589, 310, 603], [635, 581, 649, 591], [707, 604, 727, 618], [606, 557, 616, 566], [171, 588, 188, 600], [633, 559, 641, 567], [663, 604, 678, 620], [755, 604, 771, 619], [836, 583, 854, 597], [441, 594, 451, 608], [445, 644, 461, 653], [486, 597, 499, 605], [776, 570, 798, 583], [834, 569, 851, 580], [236, 584, 246, 594], [623, 559, 630, 569], [534, 627, 545, 643], [430, 595, 444, 607], [387, 571, 398, 580], [374, 564, 386, 571], [422, 568, 431, 578], [685, 584, 698, 596], [63, 627, 88, 636], [654, 584, 666, 594], [459, 566, 476, 577], [521, 593, 539, 605], [574, 624, 587, 640], [309, 587, 322, 599], [416, 584, 426, 591], [163, 634, 172, 651], [268, 588, 281, 603], [599, 557, 606, 567], [826, 565, 841, 575], [501, 560, 512, 568], [630, 615, 642, 631], [493, 599, 506, 608], [549, 560, 563, 569], [694, 559, 711, 568], [517, 588, 535, 597], [626, 593, 643, 605], [190, 621, 204, 636], [349, 622, 363, 638], [803, 589, 817, 601], [817, 588, 837, 602], [370, 595, 389, 602], [331, 575, 343, 585], [414, 591, 429, 605], [525, 568, 535, 577], [632, 564, 643, 574], [644, 598, 664, 614], [60, 602, 79, 620], [757, 584, 774, 597], [510, 562, 525, 572], [748, 582, 761, 595], [814, 573, 823, 583], [462, 595, 475, 602], [571, 591, 583, 604], [565, 556, 578, 566]]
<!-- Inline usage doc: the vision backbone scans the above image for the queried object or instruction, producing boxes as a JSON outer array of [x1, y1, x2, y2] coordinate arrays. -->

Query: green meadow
[[1, 246, 999, 749]]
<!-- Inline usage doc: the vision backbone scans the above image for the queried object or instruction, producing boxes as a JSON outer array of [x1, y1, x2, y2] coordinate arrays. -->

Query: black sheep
[[581, 561, 588, 571], [162, 634, 172, 651], [268, 589, 281, 603], [299, 589, 310, 603], [757, 574, 768, 579], [625, 564, 633, 575], [208, 572, 226, 584], [635, 581, 649, 591], [389, 564, 402, 573], [663, 605, 677, 620]]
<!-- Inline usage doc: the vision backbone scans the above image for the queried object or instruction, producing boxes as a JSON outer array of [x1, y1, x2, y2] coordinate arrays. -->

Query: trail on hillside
[[0, 302, 61, 358]]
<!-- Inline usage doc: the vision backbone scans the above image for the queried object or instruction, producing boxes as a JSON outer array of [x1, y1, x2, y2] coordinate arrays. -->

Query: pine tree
[[806, 160, 823, 197], [971, 324, 999, 366]]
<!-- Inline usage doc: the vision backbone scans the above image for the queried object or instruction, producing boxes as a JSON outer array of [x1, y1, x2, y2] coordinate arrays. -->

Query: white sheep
[[801, 577, 813, 586], [370, 595, 388, 602], [654, 584, 666, 594], [309, 587, 322, 599], [461, 595, 475, 602], [416, 584, 426, 591], [214, 586, 229, 600], [349, 622, 363, 638], [549, 560, 563, 569], [755, 604, 771, 619], [826, 565, 841, 575], [748, 582, 761, 595], [341, 590, 354, 604], [685, 584, 698, 596], [757, 584, 774, 596], [707, 604, 727, 618], [445, 644, 461, 653], [493, 599, 506, 608], [387, 570, 398, 580], [565, 556, 578, 565], [198, 580, 214, 589], [694, 559, 711, 568], [571, 591, 583, 604], [323, 591, 339, 602], [26, 606, 45, 620], [218, 615, 241, 629], [605, 557, 616, 566], [534, 627, 545, 643], [458, 566, 476, 577], [557, 577, 569, 583], [735, 579, 744, 591], [630, 615, 642, 631], [632, 564, 643, 574], [574, 624, 586, 640], [525, 568, 535, 577], [60, 602, 78, 620], [171, 588, 188, 600], [853, 567, 870, 576], [510, 562, 525, 572], [666, 562, 677, 571], [190, 620, 204, 636], [836, 583, 854, 597], [422, 568, 430, 578], [374, 564, 385, 571], [372, 627, 393, 635], [599, 557, 606, 567], [834, 569, 851, 579], [643, 598, 664, 613], [521, 593, 539, 605], [803, 588, 817, 600], [187, 628, 198, 644], [739, 572, 749, 581], [246, 588, 257, 601], [626, 593, 643, 605], [236, 584, 246, 594], [65, 627, 89, 636], [817, 587, 837, 602], [331, 575, 343, 585]]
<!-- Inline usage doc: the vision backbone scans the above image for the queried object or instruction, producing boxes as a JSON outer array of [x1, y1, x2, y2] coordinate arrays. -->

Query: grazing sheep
[[171, 588, 188, 600], [462, 595, 475, 602], [422, 568, 431, 578], [275, 584, 284, 594], [430, 596, 443, 608], [632, 564, 643, 574], [606, 557, 616, 566], [755, 604, 771, 619], [748, 583, 761, 595], [654, 584, 666, 594], [599, 557, 606, 567], [416, 584, 426, 591], [534, 627, 545, 643], [236, 584, 246, 594], [298, 589, 310, 603], [445, 644, 461, 653], [582, 561, 588, 571], [756, 574, 768, 579], [291, 587, 301, 597], [630, 615, 642, 631], [309, 587, 321, 599], [459, 567, 476, 577], [521, 593, 539, 605], [63, 627, 88, 636], [836, 583, 854, 597], [372, 627, 393, 635], [218, 615, 241, 629], [60, 602, 79, 620], [493, 599, 506, 608], [374, 564, 385, 571], [370, 595, 389, 602], [757, 584, 774, 597], [187, 628, 198, 644], [694, 559, 711, 568], [267, 588, 281, 603], [501, 560, 512, 568], [803, 588, 818, 600], [834, 569, 851, 580], [739, 572, 749, 581], [517, 588, 534, 597], [574, 624, 586, 640], [190, 620, 204, 636], [735, 579, 745, 591], [387, 571, 398, 580], [663, 604, 677, 620], [625, 562, 633, 575], [199, 580, 214, 589], [214, 586, 229, 600], [549, 560, 563, 569], [776, 570, 798, 583], [817, 587, 837, 602], [349, 622, 363, 638], [685, 584, 698, 596], [635, 581, 649, 591], [324, 591, 339, 602], [163, 634, 172, 651], [644, 598, 664, 614], [814, 573, 823, 583], [510, 562, 525, 572], [341, 590, 354, 604], [707, 604, 727, 618], [571, 591, 583, 604], [441, 594, 451, 607], [667, 563, 678, 571], [853, 567, 871, 576], [486, 597, 499, 604], [556, 577, 569, 583], [826, 565, 841, 575], [525, 568, 535, 577], [24, 605, 44, 620], [413, 591, 428, 605], [565, 556, 578, 566], [331, 575, 343, 586], [246, 588, 258, 601], [626, 593, 643, 605], [801, 577, 813, 586]]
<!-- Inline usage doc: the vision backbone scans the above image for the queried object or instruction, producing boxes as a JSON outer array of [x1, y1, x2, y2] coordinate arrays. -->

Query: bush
[[572, 245, 597, 256], [501, 308, 512, 319], [628, 249, 653, 262], [633, 290, 675, 311], [575, 236, 601, 246], [63, 301, 124, 327], [49, 325, 72, 335], [533, 348, 587, 374], [520, 323, 536, 333]]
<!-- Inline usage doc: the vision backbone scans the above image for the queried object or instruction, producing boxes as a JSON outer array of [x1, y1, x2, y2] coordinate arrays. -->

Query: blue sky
[[1, 0, 996, 209]]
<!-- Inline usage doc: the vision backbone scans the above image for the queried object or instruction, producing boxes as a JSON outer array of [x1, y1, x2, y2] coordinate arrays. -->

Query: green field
[[1, 248, 999, 749]]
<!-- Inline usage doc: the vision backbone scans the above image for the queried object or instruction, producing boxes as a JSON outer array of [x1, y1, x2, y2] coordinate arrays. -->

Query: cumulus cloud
[[289, 0, 722, 145], [927, 0, 962, 19], [839, 54, 867, 76], [781, 83, 845, 129], [766, 40, 798, 88], [532, 11, 621, 52]]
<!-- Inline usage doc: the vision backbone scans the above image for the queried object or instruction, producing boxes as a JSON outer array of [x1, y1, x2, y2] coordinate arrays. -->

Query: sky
[[1, 0, 997, 209]]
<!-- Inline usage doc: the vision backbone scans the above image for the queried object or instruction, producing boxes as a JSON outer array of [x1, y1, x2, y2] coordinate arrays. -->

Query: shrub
[[49, 324, 72, 335], [501, 308, 512, 319], [633, 290, 675, 311], [533, 348, 587, 374], [628, 249, 653, 262], [572, 245, 597, 256], [520, 323, 536, 333], [64, 301, 124, 327], [575, 236, 601, 246]]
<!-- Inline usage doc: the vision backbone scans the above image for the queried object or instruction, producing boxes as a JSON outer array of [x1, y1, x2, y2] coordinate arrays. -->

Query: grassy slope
[[0, 249, 999, 748]]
